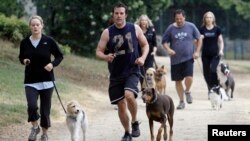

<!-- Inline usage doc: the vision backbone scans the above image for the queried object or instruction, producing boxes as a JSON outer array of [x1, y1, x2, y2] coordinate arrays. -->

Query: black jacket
[[19, 34, 63, 83]]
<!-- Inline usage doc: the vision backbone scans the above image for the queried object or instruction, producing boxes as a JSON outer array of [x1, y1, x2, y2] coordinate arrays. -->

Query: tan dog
[[155, 65, 167, 94], [142, 67, 156, 89], [66, 100, 88, 141]]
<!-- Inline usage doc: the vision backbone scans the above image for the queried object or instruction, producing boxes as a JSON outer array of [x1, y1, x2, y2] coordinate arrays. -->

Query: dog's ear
[[151, 88, 155, 94], [141, 88, 145, 93]]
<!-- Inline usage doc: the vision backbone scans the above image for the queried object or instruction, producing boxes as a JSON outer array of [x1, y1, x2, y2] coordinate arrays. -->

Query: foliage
[[0, 14, 30, 46], [31, 0, 172, 56], [58, 43, 71, 55], [0, 0, 25, 18], [218, 0, 250, 20], [156, 0, 250, 39]]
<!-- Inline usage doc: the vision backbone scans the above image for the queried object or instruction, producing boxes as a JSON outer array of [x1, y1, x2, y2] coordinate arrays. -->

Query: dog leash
[[141, 66, 149, 88], [50, 73, 67, 114], [196, 58, 203, 75], [153, 55, 158, 69]]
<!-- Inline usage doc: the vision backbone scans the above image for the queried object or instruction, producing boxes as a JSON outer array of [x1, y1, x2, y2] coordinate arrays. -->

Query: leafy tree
[[32, 0, 172, 56], [0, 0, 25, 18], [218, 0, 250, 20]]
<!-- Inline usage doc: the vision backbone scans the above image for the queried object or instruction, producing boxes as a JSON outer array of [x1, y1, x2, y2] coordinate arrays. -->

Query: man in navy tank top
[[96, 2, 149, 141]]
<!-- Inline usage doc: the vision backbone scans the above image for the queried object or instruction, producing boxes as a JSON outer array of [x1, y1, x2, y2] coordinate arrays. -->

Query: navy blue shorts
[[171, 59, 194, 81], [109, 74, 139, 104]]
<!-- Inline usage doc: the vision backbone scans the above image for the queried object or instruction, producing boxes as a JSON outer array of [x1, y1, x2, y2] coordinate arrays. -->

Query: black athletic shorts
[[109, 74, 139, 104], [171, 59, 194, 81]]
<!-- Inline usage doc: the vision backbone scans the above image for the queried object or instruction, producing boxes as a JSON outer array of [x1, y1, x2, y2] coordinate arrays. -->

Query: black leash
[[50, 73, 67, 114], [153, 55, 158, 69]]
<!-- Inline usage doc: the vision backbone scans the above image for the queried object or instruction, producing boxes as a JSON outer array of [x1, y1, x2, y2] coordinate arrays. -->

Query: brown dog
[[155, 65, 167, 94], [142, 88, 174, 141]]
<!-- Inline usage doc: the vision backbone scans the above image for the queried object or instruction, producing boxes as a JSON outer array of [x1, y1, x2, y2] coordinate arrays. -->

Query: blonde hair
[[135, 14, 154, 28], [202, 11, 216, 26], [29, 15, 44, 26]]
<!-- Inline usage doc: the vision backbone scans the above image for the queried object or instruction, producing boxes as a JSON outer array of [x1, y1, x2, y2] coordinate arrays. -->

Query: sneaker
[[41, 134, 48, 141], [185, 91, 193, 104], [131, 121, 140, 137], [28, 126, 40, 141], [121, 132, 132, 141], [176, 101, 185, 110]]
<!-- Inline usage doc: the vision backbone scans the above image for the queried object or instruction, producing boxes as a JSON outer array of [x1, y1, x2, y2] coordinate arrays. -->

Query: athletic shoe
[[28, 126, 40, 141], [176, 101, 185, 110], [121, 132, 132, 141], [41, 134, 48, 141], [185, 91, 193, 104], [131, 121, 140, 137]]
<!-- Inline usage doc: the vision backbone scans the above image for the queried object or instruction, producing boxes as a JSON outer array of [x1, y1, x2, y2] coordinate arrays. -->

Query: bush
[[59, 43, 71, 55], [0, 14, 29, 47]]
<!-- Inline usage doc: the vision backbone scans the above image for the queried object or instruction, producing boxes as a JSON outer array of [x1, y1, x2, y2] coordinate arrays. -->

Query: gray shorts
[[108, 74, 139, 104]]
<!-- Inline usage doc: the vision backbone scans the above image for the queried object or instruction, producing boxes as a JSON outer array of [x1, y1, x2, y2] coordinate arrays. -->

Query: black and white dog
[[218, 62, 235, 100], [209, 86, 228, 110]]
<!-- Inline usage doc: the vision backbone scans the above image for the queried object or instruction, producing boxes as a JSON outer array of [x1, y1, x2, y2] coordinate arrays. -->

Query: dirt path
[[1, 57, 250, 141]]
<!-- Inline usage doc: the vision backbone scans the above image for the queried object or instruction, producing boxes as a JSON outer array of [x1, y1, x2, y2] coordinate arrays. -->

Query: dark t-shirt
[[199, 26, 222, 57]]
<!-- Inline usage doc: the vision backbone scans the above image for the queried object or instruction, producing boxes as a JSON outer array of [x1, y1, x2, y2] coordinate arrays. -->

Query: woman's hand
[[23, 59, 30, 65], [44, 63, 53, 72]]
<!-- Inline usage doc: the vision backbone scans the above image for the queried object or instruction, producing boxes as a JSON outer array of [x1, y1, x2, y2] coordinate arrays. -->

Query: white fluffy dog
[[209, 86, 228, 110], [66, 100, 88, 141]]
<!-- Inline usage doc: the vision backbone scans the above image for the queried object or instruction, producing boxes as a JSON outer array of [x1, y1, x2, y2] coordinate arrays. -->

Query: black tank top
[[107, 22, 140, 79]]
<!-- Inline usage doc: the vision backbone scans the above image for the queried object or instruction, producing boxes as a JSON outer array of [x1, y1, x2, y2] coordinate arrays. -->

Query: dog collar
[[68, 116, 77, 121], [67, 111, 85, 121], [149, 93, 158, 104]]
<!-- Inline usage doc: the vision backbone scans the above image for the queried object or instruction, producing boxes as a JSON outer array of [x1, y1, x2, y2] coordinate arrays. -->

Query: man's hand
[[105, 53, 116, 62], [193, 51, 200, 59], [167, 48, 176, 56], [135, 56, 145, 66]]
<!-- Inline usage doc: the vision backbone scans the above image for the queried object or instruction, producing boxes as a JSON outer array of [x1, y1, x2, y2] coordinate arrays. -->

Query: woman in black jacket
[[19, 15, 63, 141], [135, 14, 157, 87]]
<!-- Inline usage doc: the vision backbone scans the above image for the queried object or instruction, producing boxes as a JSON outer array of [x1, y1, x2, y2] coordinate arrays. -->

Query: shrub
[[0, 14, 29, 47]]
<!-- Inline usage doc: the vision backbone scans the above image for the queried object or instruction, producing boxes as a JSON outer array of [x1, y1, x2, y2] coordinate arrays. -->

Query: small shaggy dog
[[209, 86, 228, 110], [66, 100, 88, 141]]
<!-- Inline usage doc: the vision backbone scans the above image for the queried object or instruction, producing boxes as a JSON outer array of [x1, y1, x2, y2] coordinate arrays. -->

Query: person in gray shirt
[[162, 9, 202, 110]]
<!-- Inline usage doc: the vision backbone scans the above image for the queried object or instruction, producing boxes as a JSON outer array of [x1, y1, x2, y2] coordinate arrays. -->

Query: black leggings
[[25, 86, 53, 129], [202, 55, 220, 91]]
